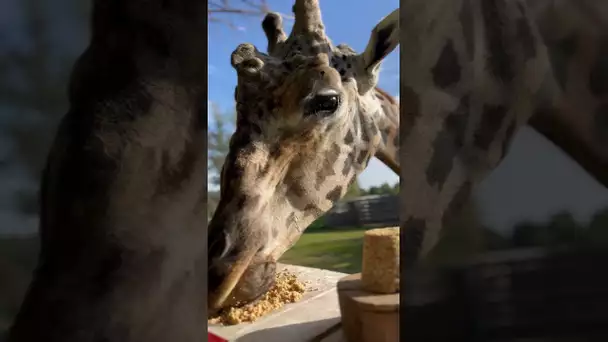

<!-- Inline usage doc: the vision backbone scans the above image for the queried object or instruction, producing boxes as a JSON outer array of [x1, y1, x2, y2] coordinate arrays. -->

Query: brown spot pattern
[[356, 149, 369, 165], [236, 195, 247, 210], [344, 130, 354, 144], [290, 182, 306, 198], [501, 120, 517, 159], [268, 144, 281, 159], [286, 212, 297, 228], [342, 149, 357, 176], [441, 181, 473, 229], [474, 104, 508, 151], [460, 0, 475, 58], [480, 0, 514, 83], [431, 40, 461, 89], [402, 217, 427, 268], [368, 121, 379, 138], [400, 86, 421, 140], [425, 96, 470, 189], [315, 143, 340, 190], [445, 95, 470, 148], [381, 129, 389, 145], [325, 186, 343, 202], [304, 203, 324, 219]]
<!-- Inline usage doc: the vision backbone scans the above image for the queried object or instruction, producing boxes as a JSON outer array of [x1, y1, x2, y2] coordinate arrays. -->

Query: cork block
[[337, 273, 399, 342], [361, 227, 400, 294]]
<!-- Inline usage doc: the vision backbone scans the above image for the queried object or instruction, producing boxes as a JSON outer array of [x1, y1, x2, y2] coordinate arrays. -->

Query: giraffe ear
[[361, 9, 399, 70], [355, 9, 399, 94]]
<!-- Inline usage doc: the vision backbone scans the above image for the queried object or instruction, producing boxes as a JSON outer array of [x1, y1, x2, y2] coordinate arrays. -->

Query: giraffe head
[[208, 0, 399, 311]]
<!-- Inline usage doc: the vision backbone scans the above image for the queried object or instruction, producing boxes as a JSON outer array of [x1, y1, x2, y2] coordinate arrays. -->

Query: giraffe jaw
[[208, 216, 309, 312]]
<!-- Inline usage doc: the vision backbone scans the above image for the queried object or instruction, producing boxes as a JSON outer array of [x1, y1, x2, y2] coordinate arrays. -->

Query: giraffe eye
[[305, 93, 340, 116]]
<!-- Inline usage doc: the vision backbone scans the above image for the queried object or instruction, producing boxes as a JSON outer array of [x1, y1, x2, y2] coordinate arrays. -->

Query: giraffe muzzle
[[208, 246, 277, 313]]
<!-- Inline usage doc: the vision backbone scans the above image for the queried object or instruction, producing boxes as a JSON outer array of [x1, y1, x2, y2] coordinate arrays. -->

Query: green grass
[[279, 227, 366, 274]]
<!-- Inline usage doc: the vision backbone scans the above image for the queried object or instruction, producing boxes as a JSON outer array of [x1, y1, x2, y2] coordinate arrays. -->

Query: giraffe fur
[[400, 0, 608, 269]]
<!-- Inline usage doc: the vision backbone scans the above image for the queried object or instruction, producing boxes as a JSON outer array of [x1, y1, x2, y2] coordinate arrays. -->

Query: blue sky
[[208, 0, 399, 190]]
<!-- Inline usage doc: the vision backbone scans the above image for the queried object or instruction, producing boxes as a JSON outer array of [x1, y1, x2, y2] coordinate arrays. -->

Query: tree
[[586, 207, 608, 247], [343, 180, 363, 200], [392, 182, 399, 194], [360, 182, 399, 196], [207, 103, 236, 218], [364, 186, 377, 195], [545, 211, 583, 246], [208, 103, 235, 187], [208, 0, 292, 29], [379, 183, 393, 194], [511, 211, 584, 248], [483, 228, 512, 251], [512, 220, 548, 248]]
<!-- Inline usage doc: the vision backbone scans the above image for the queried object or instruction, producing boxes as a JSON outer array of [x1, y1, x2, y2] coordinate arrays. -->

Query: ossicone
[[231, 43, 265, 79]]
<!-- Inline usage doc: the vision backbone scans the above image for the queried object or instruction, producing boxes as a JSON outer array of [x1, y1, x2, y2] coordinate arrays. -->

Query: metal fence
[[323, 194, 399, 228], [403, 247, 608, 341]]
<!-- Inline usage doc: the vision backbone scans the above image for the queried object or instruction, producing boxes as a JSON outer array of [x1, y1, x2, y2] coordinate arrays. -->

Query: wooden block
[[361, 227, 399, 294], [361, 311, 399, 342], [337, 273, 399, 342]]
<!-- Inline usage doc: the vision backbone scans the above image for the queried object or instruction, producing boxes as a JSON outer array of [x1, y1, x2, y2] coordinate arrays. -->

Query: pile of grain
[[208, 271, 306, 325]]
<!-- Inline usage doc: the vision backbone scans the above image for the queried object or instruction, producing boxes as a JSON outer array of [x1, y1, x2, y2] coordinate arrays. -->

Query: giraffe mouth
[[209, 246, 277, 312], [209, 246, 258, 311]]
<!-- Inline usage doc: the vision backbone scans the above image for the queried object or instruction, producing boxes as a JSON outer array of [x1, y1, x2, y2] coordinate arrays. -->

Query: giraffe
[[9, 1, 208, 341], [399, 0, 608, 269], [207, 0, 400, 311]]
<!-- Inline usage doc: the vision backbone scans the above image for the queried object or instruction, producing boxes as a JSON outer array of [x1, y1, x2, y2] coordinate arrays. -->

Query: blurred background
[[0, 0, 607, 338]]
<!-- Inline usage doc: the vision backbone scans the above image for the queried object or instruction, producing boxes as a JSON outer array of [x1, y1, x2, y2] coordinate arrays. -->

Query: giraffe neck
[[400, 0, 608, 270], [399, 0, 554, 266], [371, 87, 400, 174], [10, 1, 208, 341], [528, 0, 608, 188]]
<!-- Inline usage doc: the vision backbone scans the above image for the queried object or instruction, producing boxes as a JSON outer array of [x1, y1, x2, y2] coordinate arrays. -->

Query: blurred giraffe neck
[[372, 87, 400, 174]]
